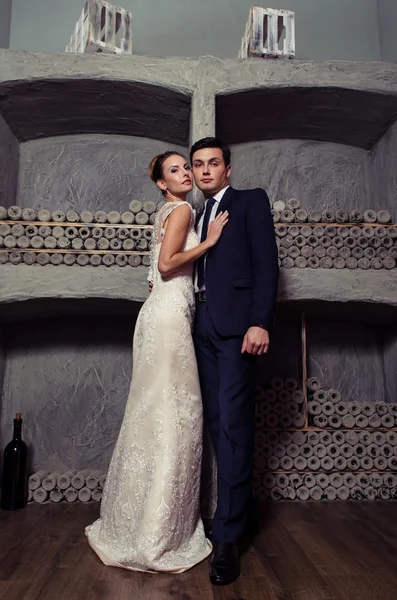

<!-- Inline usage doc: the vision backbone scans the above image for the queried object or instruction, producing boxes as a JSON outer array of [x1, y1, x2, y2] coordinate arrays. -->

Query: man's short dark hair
[[190, 137, 231, 167]]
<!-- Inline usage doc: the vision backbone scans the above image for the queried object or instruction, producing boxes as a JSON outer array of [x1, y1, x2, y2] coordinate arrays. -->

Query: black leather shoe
[[209, 541, 240, 586]]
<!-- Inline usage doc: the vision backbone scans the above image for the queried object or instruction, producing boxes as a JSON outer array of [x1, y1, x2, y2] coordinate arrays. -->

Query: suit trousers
[[194, 300, 255, 543]]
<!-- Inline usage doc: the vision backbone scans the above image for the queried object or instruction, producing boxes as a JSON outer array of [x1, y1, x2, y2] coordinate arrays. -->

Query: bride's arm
[[158, 203, 227, 278]]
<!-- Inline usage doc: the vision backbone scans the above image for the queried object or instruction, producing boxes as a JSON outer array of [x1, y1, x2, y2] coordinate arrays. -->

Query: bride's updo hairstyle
[[148, 151, 186, 195]]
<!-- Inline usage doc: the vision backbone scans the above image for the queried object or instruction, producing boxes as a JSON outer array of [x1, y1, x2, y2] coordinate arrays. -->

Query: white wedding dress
[[85, 200, 212, 573]]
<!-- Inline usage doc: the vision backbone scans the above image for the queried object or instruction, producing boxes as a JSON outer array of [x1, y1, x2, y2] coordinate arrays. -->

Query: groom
[[191, 137, 279, 586]]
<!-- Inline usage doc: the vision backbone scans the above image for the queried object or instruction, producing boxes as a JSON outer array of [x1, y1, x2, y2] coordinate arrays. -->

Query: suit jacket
[[196, 186, 279, 337]]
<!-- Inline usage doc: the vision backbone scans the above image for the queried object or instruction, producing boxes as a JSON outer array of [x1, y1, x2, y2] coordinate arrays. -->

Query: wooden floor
[[0, 502, 396, 599]]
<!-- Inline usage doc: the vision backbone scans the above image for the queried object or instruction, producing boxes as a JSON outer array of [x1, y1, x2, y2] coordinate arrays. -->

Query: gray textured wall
[[1, 313, 141, 471], [9, 0, 381, 60], [17, 135, 187, 211], [307, 320, 386, 404], [378, 0, 397, 62], [0, 0, 12, 49], [0, 114, 19, 208], [371, 118, 397, 217], [230, 140, 372, 213]]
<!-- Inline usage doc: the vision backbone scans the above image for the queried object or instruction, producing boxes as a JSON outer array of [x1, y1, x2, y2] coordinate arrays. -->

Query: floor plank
[[0, 502, 396, 599]]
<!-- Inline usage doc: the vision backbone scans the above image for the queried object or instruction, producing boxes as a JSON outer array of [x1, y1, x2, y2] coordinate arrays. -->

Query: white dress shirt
[[194, 186, 229, 292]]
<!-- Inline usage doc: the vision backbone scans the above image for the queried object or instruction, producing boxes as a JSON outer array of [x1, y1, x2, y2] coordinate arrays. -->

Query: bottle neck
[[13, 422, 22, 440]]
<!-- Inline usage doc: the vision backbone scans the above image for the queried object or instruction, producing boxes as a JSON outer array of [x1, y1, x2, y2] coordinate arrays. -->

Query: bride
[[85, 151, 228, 573]]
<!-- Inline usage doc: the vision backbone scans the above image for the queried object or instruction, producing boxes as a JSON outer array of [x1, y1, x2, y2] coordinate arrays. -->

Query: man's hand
[[241, 326, 269, 355], [148, 282, 153, 292]]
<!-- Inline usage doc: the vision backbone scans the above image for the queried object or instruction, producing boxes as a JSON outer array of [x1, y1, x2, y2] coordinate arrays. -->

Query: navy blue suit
[[194, 186, 279, 543]]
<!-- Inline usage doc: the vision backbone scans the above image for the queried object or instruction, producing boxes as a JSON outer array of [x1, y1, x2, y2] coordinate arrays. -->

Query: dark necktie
[[197, 197, 216, 290]]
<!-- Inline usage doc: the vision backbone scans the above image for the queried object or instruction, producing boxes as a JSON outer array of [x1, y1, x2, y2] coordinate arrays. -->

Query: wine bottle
[[1, 413, 28, 510]]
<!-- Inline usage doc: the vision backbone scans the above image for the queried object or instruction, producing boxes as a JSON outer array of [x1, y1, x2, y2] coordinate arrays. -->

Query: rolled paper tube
[[294, 209, 308, 222], [8, 206, 22, 220], [50, 489, 64, 503], [52, 210, 65, 222], [292, 390, 304, 404], [33, 488, 48, 503], [327, 443, 341, 458], [23, 252, 36, 265], [301, 225, 313, 238], [92, 227, 103, 239], [313, 415, 328, 428], [320, 456, 334, 470], [361, 403, 375, 417], [71, 471, 87, 490], [335, 210, 349, 223], [269, 487, 283, 501], [313, 245, 326, 258], [319, 257, 333, 269], [84, 238, 96, 250], [64, 487, 78, 503], [373, 456, 387, 470], [329, 473, 343, 489], [28, 470, 50, 491], [375, 402, 388, 416], [313, 444, 327, 459], [107, 211, 121, 224], [280, 456, 294, 471], [80, 211, 94, 223], [345, 257, 358, 269], [370, 473, 383, 488], [380, 444, 393, 458], [363, 209, 376, 223], [307, 456, 321, 470], [64, 254, 76, 266], [326, 246, 338, 259], [383, 257, 396, 269], [357, 257, 370, 269], [79, 227, 91, 239], [9, 251, 22, 265], [296, 487, 310, 501], [355, 415, 368, 428], [36, 252, 50, 265], [42, 472, 60, 491], [370, 257, 383, 270], [293, 456, 307, 470], [288, 225, 300, 238], [91, 489, 103, 502], [334, 456, 347, 470], [308, 210, 321, 223], [307, 432, 320, 445], [267, 456, 280, 470], [336, 486, 349, 500], [121, 211, 134, 224], [322, 401, 335, 416], [272, 210, 281, 223], [129, 200, 142, 214], [275, 474, 289, 489], [386, 431, 397, 445], [282, 486, 296, 500], [90, 255, 102, 267], [364, 487, 377, 500], [0, 206, 7, 219], [316, 474, 329, 489], [343, 473, 356, 488], [135, 212, 149, 225], [378, 487, 390, 500], [367, 444, 380, 458], [340, 443, 354, 458], [332, 431, 345, 445], [292, 413, 305, 427], [286, 444, 300, 458], [360, 456, 374, 470], [57, 471, 76, 490], [274, 200, 286, 212], [321, 210, 335, 223], [102, 254, 115, 267], [376, 210, 391, 224], [323, 486, 337, 500], [94, 211, 108, 223], [66, 210, 79, 222], [50, 253, 64, 265], [308, 380, 324, 394], [351, 487, 365, 500], [291, 431, 306, 446], [77, 254, 90, 266], [289, 473, 303, 488], [97, 238, 110, 250], [78, 487, 92, 503]]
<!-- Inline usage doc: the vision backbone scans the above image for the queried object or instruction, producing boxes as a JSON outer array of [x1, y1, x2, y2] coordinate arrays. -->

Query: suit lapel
[[216, 186, 235, 216]]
